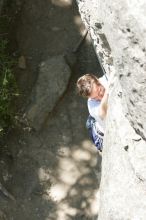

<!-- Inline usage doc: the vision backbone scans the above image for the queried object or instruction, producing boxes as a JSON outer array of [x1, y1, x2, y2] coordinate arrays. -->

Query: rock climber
[[76, 73, 109, 152]]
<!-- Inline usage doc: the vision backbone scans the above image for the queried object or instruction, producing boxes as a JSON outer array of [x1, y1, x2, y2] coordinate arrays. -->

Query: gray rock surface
[[76, 0, 146, 219], [26, 55, 71, 130]]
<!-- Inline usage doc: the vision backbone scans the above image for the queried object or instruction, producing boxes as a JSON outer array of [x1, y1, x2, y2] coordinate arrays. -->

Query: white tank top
[[87, 74, 108, 133]]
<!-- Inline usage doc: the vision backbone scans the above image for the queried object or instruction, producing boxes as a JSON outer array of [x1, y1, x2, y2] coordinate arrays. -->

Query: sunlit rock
[[76, 0, 146, 219]]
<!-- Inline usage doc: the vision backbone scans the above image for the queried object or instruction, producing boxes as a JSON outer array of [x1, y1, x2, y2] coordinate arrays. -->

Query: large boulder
[[76, 0, 146, 219], [26, 55, 71, 130]]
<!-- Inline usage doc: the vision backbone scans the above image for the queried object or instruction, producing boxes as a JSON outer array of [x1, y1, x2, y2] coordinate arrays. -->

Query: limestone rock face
[[26, 55, 71, 130], [76, 0, 146, 219]]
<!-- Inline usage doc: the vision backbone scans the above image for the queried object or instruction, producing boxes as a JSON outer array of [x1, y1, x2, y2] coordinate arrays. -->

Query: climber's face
[[89, 81, 105, 100]]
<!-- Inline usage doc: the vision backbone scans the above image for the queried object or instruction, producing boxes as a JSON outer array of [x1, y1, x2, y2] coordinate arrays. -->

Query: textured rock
[[26, 55, 71, 130], [76, 0, 146, 219]]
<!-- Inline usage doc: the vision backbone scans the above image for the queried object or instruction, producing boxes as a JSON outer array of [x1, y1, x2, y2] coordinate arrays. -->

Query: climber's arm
[[98, 89, 109, 120]]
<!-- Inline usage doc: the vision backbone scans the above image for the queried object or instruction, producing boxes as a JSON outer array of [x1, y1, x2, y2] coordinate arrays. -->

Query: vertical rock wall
[[76, 0, 146, 219]]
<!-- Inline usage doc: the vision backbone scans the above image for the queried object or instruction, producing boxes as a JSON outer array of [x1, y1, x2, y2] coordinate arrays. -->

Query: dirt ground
[[0, 1, 103, 219]]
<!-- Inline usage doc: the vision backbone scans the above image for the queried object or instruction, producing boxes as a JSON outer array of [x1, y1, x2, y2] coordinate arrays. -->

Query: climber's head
[[76, 74, 105, 100]]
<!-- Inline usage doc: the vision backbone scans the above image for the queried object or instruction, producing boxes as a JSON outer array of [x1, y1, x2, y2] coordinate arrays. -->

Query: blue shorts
[[86, 115, 104, 151]]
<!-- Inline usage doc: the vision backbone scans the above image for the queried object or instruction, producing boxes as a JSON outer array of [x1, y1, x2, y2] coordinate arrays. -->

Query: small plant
[[0, 39, 18, 136]]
